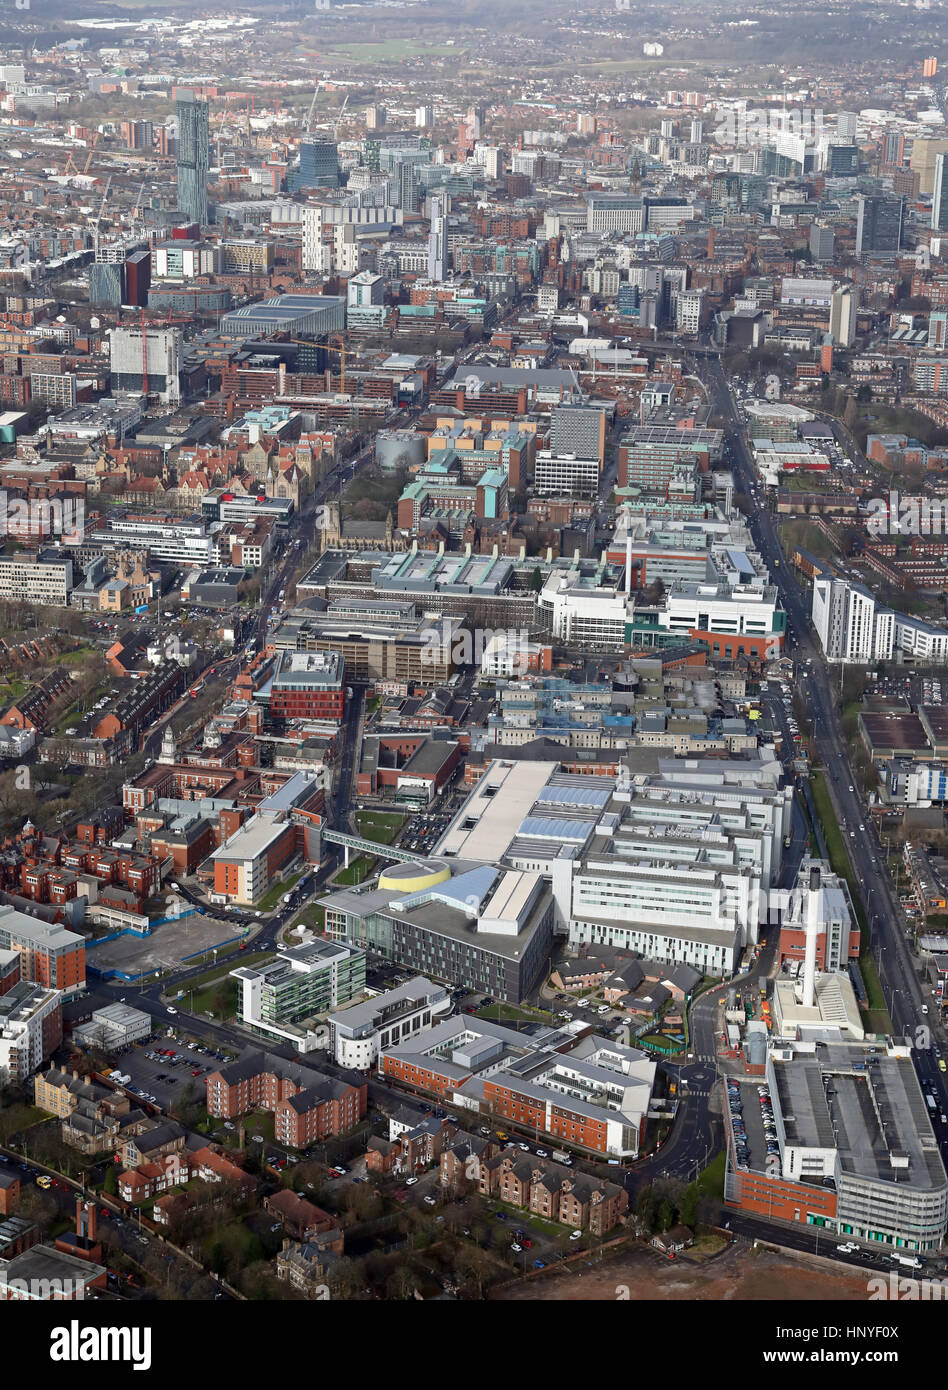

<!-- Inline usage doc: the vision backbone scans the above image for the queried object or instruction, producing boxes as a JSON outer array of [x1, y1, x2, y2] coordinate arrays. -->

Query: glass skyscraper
[[855, 194, 903, 259], [176, 91, 209, 226], [933, 154, 948, 233], [287, 139, 339, 191]]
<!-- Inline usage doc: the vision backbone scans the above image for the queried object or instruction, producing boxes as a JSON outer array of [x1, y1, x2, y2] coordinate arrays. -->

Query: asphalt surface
[[705, 350, 948, 1113]]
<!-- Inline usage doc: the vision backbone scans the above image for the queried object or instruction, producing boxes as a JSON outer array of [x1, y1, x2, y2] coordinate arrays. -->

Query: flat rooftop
[[773, 1041, 947, 1192]]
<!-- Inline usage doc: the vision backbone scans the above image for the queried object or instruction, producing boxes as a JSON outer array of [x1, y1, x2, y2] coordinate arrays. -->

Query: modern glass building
[[287, 139, 339, 191], [176, 91, 209, 226]]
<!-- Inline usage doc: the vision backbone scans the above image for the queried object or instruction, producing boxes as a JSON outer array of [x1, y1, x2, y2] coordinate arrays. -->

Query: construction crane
[[212, 107, 228, 168], [82, 131, 99, 175], [62, 152, 76, 178], [92, 174, 111, 258], [304, 86, 320, 135], [291, 334, 346, 392], [131, 181, 146, 240], [331, 93, 349, 142]]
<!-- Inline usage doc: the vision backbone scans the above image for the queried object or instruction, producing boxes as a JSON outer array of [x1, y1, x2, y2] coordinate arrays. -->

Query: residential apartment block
[[205, 1049, 366, 1149]]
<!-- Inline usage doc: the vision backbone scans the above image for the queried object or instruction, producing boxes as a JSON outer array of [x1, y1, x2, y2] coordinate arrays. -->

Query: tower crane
[[304, 87, 320, 135], [332, 93, 349, 142], [82, 131, 100, 175], [290, 334, 347, 392], [92, 174, 111, 258], [132, 181, 147, 240]]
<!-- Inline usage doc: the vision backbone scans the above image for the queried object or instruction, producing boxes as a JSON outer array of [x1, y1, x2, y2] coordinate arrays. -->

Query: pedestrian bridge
[[323, 828, 424, 868]]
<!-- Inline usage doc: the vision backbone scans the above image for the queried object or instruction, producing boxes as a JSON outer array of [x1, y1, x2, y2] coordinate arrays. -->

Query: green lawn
[[179, 951, 273, 992], [697, 1149, 726, 1200], [334, 856, 374, 886], [256, 872, 303, 912], [326, 40, 463, 60], [809, 771, 893, 1033], [187, 977, 238, 1019], [0, 1102, 50, 1144], [354, 811, 406, 845], [293, 904, 325, 933]]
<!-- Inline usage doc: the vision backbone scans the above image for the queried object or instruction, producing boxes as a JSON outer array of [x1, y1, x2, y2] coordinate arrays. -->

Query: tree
[[657, 1198, 675, 1232], [528, 566, 543, 592], [635, 1184, 659, 1235], [679, 1182, 700, 1227], [103, 1166, 118, 1196]]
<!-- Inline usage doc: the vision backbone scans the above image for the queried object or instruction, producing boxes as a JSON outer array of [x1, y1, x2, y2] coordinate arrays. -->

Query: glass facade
[[176, 94, 209, 226]]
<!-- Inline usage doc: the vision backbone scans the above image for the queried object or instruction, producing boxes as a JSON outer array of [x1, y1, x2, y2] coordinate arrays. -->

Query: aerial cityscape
[[0, 0, 947, 1344]]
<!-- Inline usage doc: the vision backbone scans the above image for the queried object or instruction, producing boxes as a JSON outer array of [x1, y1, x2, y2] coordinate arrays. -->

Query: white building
[[585, 195, 644, 235], [533, 449, 600, 497], [302, 208, 360, 274], [0, 979, 61, 1082], [479, 631, 549, 678], [893, 612, 948, 664], [658, 580, 784, 649], [107, 325, 181, 405], [347, 270, 384, 308], [328, 976, 450, 1070], [540, 570, 627, 649], [811, 574, 895, 663], [435, 755, 792, 970], [676, 287, 705, 335], [73, 1002, 151, 1051]]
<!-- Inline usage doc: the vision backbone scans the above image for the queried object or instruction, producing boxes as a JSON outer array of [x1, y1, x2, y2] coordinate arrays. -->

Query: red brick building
[[205, 1050, 366, 1150]]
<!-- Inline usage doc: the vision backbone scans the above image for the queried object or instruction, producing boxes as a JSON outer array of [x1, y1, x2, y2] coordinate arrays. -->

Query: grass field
[[334, 856, 374, 886], [325, 40, 462, 61], [178, 951, 273, 993], [809, 770, 892, 1033], [354, 810, 406, 845], [187, 977, 238, 1020], [293, 904, 326, 933], [697, 1150, 727, 1200]]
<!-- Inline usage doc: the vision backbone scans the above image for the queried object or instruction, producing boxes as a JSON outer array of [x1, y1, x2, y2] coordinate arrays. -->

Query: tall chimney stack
[[802, 865, 821, 1009]]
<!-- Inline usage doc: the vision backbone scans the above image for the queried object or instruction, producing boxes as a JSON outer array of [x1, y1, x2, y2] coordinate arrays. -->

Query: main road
[[704, 353, 936, 1059]]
